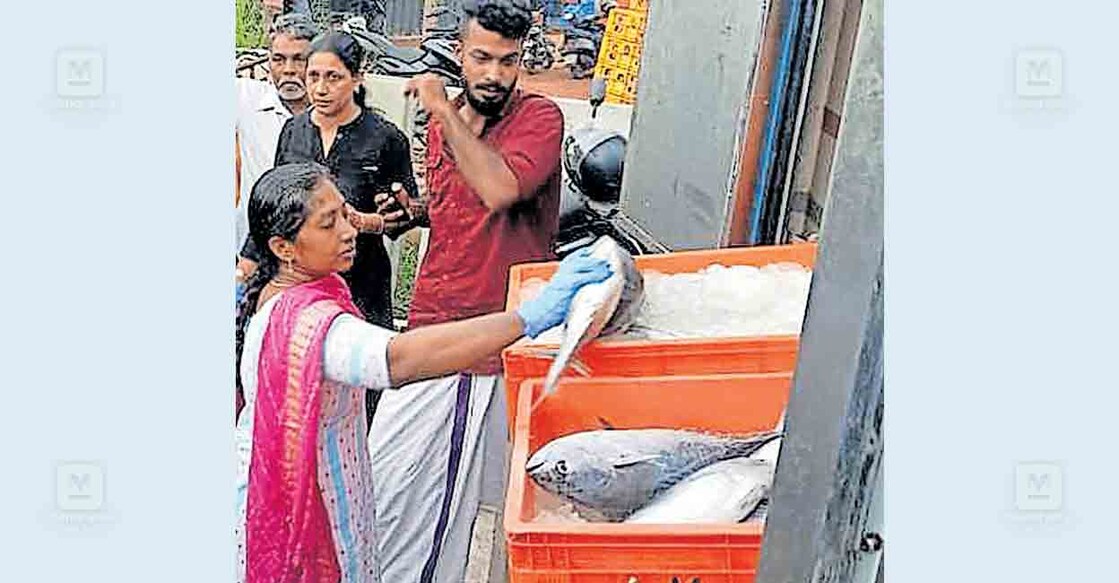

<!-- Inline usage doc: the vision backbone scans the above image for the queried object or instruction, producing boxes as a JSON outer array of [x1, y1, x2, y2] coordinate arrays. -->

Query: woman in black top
[[241, 31, 417, 429], [273, 31, 417, 329]]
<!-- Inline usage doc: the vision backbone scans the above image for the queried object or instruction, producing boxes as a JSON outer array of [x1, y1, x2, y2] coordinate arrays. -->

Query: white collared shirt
[[235, 78, 294, 255]]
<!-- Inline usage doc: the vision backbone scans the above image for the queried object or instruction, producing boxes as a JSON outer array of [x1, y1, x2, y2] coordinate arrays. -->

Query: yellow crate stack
[[593, 6, 649, 105]]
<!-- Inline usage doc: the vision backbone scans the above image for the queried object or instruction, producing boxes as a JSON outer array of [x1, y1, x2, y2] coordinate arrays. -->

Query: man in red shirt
[[367, 1, 563, 581]]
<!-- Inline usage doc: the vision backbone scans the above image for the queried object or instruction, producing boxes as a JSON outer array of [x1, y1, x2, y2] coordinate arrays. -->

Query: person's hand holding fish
[[517, 248, 614, 339], [540, 237, 645, 397]]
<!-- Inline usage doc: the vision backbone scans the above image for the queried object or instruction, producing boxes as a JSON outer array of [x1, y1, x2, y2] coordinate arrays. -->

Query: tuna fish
[[625, 437, 783, 524], [537, 237, 644, 402], [526, 428, 781, 522]]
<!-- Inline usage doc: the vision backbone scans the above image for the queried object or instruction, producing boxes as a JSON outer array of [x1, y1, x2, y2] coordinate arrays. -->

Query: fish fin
[[596, 416, 615, 430], [735, 483, 771, 521], [611, 454, 659, 468], [742, 497, 770, 523], [755, 430, 785, 447], [571, 502, 612, 523]]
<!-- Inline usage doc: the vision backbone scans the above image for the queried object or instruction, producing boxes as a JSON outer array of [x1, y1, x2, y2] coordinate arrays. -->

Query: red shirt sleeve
[[498, 97, 564, 201]]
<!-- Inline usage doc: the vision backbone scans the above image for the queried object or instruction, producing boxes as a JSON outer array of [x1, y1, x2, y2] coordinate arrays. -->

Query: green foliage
[[392, 234, 422, 324], [236, 0, 268, 49]]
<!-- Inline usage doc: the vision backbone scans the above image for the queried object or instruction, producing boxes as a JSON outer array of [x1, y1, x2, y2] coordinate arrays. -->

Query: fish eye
[[556, 460, 568, 474]]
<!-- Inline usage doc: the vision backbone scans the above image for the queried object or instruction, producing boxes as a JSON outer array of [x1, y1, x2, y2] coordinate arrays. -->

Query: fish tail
[[542, 326, 586, 397], [533, 353, 593, 418]]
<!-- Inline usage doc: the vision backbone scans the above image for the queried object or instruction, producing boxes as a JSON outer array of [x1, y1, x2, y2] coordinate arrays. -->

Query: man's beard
[[276, 80, 306, 102], [465, 80, 515, 117]]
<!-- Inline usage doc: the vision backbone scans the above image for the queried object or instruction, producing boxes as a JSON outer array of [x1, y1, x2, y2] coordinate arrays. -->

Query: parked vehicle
[[337, 16, 461, 85], [554, 80, 662, 257], [521, 8, 557, 74], [559, 7, 603, 79]]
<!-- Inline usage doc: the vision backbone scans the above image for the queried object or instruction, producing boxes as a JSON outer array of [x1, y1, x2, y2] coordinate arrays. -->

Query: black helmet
[[563, 127, 626, 205]]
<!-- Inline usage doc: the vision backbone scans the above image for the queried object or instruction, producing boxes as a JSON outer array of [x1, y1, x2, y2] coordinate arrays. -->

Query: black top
[[241, 107, 417, 327]]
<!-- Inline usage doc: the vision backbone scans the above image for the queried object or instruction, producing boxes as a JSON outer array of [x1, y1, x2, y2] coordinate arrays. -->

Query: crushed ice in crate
[[518, 263, 812, 343]]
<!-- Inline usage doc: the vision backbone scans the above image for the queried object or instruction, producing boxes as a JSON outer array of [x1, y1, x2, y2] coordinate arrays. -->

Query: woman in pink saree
[[234, 162, 609, 583]]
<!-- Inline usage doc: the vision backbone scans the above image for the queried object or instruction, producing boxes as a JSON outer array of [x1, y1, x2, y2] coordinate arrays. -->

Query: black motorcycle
[[553, 80, 665, 258], [560, 9, 602, 80], [340, 15, 462, 86]]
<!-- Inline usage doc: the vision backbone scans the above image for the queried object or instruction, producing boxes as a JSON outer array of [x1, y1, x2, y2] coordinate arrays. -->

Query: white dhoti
[[368, 373, 509, 583]]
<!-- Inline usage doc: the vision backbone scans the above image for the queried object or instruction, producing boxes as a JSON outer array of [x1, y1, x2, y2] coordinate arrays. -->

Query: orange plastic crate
[[500, 243, 818, 430], [505, 373, 792, 582]]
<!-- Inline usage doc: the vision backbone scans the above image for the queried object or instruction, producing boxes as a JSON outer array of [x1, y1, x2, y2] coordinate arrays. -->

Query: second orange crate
[[505, 373, 792, 582]]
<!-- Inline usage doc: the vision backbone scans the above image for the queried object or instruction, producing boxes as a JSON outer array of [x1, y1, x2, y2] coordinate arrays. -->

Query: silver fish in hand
[[538, 236, 644, 401]]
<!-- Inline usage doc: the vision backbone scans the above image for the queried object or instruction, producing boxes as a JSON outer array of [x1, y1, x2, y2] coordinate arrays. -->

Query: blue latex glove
[[517, 248, 614, 338], [235, 281, 247, 308]]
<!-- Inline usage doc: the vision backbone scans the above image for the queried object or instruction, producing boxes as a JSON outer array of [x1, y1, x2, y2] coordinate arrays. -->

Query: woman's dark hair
[[235, 162, 335, 395], [308, 31, 368, 108], [461, 0, 533, 41]]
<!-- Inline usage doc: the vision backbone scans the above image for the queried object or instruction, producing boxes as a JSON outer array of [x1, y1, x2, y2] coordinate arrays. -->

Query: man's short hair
[[461, 0, 533, 41], [269, 12, 319, 46]]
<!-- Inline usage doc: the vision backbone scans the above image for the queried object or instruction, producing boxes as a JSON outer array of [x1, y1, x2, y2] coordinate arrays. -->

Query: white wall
[[362, 73, 634, 139]]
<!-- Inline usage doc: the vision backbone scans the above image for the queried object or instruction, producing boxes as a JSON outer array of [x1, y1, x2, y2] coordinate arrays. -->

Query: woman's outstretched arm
[[386, 311, 526, 386]]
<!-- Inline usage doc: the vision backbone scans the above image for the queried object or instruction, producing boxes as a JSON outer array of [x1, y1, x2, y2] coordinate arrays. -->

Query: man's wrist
[[430, 99, 456, 123], [363, 213, 385, 234]]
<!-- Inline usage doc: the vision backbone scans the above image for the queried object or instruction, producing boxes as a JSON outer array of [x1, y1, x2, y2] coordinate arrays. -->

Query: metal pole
[[753, 0, 883, 580]]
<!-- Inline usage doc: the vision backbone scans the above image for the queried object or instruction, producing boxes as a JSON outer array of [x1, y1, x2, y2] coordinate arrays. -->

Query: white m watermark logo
[[1015, 462, 1063, 512], [56, 49, 105, 98], [1015, 49, 1062, 98]]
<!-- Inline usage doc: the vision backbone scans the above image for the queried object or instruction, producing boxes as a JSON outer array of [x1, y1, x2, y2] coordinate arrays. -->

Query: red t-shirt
[[408, 90, 564, 374]]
